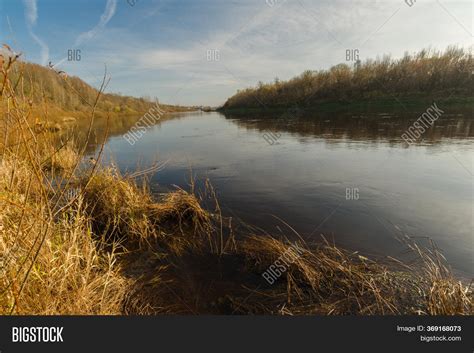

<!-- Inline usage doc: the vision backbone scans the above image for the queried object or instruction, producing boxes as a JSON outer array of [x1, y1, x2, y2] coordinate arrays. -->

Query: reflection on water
[[93, 109, 473, 276], [224, 110, 473, 145]]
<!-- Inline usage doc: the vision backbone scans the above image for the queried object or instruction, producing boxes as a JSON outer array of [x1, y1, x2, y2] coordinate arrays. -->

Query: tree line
[[222, 47, 473, 110]]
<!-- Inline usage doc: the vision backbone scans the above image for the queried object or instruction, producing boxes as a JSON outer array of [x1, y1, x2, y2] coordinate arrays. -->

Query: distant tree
[[223, 47, 473, 110]]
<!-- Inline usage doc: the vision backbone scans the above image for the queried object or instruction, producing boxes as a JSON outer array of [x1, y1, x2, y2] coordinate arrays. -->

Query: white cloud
[[59, 0, 474, 105], [23, 0, 37, 25]]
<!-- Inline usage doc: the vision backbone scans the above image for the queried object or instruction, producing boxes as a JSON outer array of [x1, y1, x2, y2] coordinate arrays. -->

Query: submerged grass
[[0, 50, 472, 315]]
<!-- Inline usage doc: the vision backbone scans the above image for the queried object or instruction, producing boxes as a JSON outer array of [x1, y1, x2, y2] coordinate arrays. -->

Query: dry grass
[[0, 54, 127, 314], [82, 168, 154, 243], [232, 235, 473, 315], [81, 168, 212, 253], [120, 227, 472, 315], [42, 143, 80, 171], [1, 47, 472, 316], [0, 158, 126, 314]]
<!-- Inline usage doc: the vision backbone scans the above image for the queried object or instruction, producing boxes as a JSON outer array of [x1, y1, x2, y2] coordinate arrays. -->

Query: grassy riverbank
[[1, 60, 195, 129], [221, 47, 473, 113], [1, 52, 472, 316], [1, 149, 472, 315]]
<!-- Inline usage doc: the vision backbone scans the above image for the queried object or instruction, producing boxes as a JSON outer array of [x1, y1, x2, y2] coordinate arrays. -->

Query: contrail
[[74, 0, 117, 47], [23, 0, 49, 65], [55, 0, 117, 67]]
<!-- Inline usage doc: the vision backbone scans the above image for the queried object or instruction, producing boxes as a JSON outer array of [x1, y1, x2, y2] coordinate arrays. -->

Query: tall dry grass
[[0, 52, 225, 314], [0, 54, 127, 314]]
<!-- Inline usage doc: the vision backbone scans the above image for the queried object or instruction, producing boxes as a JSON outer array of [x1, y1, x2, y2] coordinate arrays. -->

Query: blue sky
[[0, 0, 472, 105]]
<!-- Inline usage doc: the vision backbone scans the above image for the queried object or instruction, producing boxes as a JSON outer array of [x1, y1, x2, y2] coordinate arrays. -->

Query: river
[[96, 109, 473, 276]]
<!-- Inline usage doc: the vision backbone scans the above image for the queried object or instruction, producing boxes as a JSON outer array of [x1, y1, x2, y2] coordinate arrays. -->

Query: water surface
[[98, 110, 473, 276]]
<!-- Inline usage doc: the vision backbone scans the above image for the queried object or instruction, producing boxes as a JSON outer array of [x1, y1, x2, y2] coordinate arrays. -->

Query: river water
[[98, 109, 473, 276]]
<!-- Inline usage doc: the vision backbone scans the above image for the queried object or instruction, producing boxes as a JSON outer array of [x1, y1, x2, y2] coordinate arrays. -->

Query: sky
[[0, 0, 472, 106]]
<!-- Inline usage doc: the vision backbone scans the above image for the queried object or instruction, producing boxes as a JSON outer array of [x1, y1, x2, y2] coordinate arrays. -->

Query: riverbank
[[0, 59, 196, 135], [0, 148, 472, 315], [219, 95, 474, 116], [221, 47, 473, 113]]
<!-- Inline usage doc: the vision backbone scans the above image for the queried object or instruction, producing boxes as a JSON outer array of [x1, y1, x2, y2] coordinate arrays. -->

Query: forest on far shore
[[222, 47, 473, 111]]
